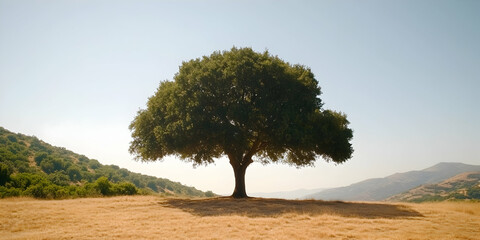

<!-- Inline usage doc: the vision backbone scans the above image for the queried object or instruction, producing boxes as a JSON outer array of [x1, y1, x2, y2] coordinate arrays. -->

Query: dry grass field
[[1, 196, 479, 240]]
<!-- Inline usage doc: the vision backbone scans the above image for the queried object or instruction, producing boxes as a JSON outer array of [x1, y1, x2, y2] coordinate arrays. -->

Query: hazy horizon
[[1, 0, 479, 195]]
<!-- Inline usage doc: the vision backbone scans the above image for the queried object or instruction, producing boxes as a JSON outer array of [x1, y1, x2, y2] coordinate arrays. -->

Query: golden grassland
[[1, 196, 479, 240]]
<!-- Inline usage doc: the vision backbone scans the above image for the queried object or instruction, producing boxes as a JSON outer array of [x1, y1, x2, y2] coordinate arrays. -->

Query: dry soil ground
[[1, 196, 479, 239]]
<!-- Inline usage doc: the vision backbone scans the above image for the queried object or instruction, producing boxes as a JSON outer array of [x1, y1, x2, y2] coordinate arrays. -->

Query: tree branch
[[242, 138, 262, 165]]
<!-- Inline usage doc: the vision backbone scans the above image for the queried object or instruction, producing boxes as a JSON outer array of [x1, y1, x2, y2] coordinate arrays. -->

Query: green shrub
[[205, 191, 215, 197], [54, 187, 69, 199], [0, 186, 21, 198], [468, 188, 480, 199], [24, 180, 52, 198], [78, 155, 89, 163], [147, 181, 158, 191], [88, 159, 101, 169], [0, 163, 12, 185], [8, 173, 47, 190], [67, 166, 82, 182], [137, 188, 155, 195], [112, 182, 138, 195], [95, 177, 112, 196], [40, 159, 54, 174], [48, 171, 70, 186], [75, 182, 99, 197], [6, 135, 17, 143], [34, 152, 48, 165], [14, 160, 30, 173], [40, 157, 66, 174]]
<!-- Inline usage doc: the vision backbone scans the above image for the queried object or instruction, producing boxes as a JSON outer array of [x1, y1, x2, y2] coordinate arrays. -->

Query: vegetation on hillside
[[387, 172, 480, 202], [0, 127, 214, 199]]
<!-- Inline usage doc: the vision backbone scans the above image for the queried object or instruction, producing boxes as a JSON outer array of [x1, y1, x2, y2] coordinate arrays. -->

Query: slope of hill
[[305, 162, 480, 201], [0, 127, 213, 198], [387, 172, 480, 202]]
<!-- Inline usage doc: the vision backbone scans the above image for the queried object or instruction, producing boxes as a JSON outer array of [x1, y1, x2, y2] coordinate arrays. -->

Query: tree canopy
[[129, 47, 353, 198]]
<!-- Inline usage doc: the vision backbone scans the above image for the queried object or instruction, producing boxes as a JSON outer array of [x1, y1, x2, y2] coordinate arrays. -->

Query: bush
[[48, 171, 70, 186], [34, 152, 48, 165], [78, 155, 89, 163], [88, 159, 101, 169], [40, 159, 55, 174], [54, 187, 69, 199], [0, 163, 12, 185], [112, 182, 138, 195], [75, 182, 99, 197], [24, 180, 56, 198], [15, 160, 31, 173], [468, 188, 480, 199], [29, 138, 50, 153], [137, 187, 155, 195], [40, 158, 66, 174], [147, 181, 158, 192], [205, 191, 215, 197], [95, 177, 112, 196], [0, 186, 21, 198], [8, 173, 47, 190], [6, 135, 17, 143], [67, 166, 82, 182]]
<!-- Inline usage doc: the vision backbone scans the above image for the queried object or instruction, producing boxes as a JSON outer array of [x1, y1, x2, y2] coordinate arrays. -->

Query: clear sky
[[1, 0, 479, 195]]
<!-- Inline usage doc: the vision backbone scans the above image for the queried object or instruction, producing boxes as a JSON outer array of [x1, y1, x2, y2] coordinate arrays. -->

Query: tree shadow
[[160, 197, 423, 219]]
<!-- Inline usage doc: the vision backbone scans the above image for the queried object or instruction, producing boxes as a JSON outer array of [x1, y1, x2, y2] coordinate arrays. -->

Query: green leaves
[[130, 47, 353, 167], [312, 110, 353, 163]]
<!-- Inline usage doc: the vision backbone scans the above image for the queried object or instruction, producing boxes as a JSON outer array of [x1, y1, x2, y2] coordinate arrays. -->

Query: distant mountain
[[250, 188, 326, 200], [387, 172, 480, 202], [304, 162, 480, 201], [0, 127, 213, 198]]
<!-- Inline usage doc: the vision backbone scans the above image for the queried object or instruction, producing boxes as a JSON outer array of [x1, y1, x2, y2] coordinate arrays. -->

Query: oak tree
[[129, 47, 353, 198]]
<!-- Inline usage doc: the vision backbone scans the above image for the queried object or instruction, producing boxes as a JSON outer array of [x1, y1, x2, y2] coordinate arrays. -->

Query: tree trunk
[[231, 164, 248, 198]]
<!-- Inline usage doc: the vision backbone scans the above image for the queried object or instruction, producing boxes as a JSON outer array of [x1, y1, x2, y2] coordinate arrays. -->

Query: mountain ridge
[[305, 162, 480, 201], [386, 171, 480, 202]]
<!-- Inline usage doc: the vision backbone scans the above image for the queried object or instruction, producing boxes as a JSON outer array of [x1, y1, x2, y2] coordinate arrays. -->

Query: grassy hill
[[0, 127, 214, 199], [305, 162, 480, 201], [387, 172, 480, 202]]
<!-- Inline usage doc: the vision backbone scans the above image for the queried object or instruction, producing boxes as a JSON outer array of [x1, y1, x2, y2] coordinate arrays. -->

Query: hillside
[[387, 172, 480, 202], [0, 127, 213, 198], [305, 162, 480, 201]]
